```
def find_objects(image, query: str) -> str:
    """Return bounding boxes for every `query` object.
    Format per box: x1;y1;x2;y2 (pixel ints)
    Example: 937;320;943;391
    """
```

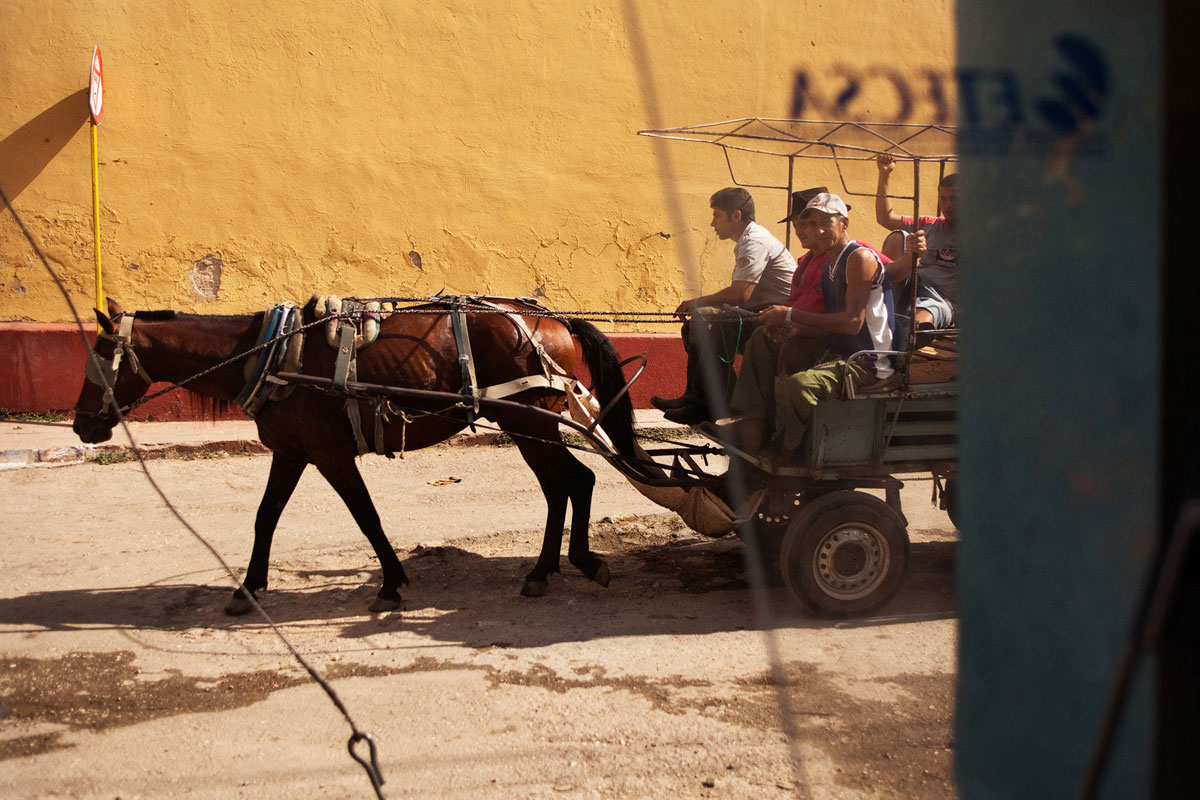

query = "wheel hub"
813;525;889;600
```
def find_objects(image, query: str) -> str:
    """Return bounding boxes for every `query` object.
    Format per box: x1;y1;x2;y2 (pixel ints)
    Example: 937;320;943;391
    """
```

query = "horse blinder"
81;315;153;418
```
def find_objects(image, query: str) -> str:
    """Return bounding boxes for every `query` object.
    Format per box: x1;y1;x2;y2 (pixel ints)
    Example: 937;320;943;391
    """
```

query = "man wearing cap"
759;185;830;330
708;187;834;449
704;192;896;455
652;187;795;425
875;153;958;329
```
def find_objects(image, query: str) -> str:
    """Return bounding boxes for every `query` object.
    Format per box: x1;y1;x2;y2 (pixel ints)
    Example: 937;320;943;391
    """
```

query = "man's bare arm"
674;280;756;315
875;154;907;230
758;305;826;338
787;250;878;336
883;228;927;284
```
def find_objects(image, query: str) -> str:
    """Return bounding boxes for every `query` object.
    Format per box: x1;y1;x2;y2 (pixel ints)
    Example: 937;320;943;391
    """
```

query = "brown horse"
72;298;636;614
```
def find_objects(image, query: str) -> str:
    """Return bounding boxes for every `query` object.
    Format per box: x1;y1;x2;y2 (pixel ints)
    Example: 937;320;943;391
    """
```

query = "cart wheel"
736;490;824;573
779;490;910;615
736;513;789;583
942;477;959;530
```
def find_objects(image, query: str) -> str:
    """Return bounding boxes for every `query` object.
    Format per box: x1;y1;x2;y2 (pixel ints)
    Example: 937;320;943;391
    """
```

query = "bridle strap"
114;315;156;386
87;313;156;415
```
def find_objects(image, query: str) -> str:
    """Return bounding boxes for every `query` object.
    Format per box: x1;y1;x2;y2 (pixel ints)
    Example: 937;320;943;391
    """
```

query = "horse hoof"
521;580;547;598
224;594;255;616
590;562;611;588
368;594;402;613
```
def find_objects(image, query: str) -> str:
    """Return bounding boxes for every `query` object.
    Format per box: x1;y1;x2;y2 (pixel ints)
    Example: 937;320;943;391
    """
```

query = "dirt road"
0;442;958;799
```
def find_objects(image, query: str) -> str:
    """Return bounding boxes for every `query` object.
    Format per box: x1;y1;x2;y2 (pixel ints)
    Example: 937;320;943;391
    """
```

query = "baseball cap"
778;186;829;223
798;192;851;219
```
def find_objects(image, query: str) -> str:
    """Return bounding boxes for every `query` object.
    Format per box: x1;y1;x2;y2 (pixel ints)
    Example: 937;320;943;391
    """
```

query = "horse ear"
95;307;114;335
105;298;124;317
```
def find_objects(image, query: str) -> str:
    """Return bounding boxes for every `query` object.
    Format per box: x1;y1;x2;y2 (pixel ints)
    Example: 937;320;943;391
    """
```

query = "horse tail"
564;318;636;458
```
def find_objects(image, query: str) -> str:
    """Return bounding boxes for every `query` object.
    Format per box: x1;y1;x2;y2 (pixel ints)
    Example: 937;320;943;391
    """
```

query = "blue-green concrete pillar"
955;4;1162;798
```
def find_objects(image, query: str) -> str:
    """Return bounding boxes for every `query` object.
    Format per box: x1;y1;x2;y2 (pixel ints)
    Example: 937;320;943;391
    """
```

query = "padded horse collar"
235;303;305;417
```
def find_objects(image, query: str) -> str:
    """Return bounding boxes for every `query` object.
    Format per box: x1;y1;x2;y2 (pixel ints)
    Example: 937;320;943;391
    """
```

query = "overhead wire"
620;2;811;796
1;183;388;799
4;12;827;794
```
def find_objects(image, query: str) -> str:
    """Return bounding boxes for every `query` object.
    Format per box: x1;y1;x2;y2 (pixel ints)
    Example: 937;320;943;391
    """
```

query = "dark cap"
779;186;830;223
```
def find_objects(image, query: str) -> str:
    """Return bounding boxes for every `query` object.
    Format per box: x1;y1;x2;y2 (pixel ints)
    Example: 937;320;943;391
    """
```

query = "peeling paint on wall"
189;254;223;300
1;1;955;323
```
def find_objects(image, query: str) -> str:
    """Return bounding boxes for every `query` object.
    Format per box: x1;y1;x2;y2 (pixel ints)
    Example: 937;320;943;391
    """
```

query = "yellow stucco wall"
1;0;955;324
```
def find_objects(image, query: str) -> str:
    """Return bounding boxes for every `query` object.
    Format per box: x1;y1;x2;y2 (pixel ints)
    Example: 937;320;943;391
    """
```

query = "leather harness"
87;298;579;459
327;295;576;457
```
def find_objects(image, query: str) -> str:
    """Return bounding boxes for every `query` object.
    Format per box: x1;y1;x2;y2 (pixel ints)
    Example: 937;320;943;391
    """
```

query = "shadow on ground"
0;524;956;649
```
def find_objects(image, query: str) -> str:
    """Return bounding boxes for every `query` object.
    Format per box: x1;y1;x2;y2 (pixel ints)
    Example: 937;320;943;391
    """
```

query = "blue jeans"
915;281;956;328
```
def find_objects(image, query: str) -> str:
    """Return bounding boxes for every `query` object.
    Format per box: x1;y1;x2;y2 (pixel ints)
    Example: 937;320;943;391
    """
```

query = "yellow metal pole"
91;120;104;324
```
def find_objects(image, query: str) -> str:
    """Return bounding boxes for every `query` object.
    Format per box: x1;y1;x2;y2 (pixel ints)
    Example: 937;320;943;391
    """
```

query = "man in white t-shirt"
654;187;796;425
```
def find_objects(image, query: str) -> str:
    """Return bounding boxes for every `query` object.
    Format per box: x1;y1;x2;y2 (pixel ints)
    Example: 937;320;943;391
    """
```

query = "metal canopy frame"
638;117;958;246
637;117;957;161
638;117;960;392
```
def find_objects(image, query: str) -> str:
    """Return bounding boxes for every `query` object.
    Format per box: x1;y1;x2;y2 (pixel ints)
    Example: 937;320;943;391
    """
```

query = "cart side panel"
881;395;957;463
806;398;885;468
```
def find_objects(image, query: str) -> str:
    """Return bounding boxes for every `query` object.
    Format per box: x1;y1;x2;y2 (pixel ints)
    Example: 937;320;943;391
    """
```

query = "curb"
2;446;101;469
0;440;273;469
0;425;693;469
0;435;487;468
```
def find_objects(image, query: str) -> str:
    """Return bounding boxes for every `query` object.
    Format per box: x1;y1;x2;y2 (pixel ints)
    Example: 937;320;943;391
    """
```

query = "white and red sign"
88;45;104;124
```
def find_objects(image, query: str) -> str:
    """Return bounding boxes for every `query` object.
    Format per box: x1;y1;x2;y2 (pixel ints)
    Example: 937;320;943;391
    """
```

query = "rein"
94;296;675;416
115;313;336;413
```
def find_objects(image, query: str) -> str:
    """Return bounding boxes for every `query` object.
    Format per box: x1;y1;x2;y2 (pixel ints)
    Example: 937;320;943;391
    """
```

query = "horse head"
72;299;157;443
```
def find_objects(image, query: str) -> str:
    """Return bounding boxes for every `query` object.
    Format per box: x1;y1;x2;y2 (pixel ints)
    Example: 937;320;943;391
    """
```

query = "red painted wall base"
0;323;688;420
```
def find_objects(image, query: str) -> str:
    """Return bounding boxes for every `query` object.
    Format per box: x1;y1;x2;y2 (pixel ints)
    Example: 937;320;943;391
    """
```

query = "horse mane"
126;309;257;422
133;309;261;324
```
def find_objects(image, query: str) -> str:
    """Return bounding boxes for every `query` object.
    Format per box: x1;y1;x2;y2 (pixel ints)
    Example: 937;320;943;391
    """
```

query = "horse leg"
518;452;569;598
225;454;307;616
505;417;605;597
562;449;608;589
312;456;409;613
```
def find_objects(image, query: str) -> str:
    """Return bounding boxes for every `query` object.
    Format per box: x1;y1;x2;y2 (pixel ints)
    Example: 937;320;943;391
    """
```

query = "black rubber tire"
942;477;959;530
736;515;789;584
735;489;828;576
779;490;910;616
